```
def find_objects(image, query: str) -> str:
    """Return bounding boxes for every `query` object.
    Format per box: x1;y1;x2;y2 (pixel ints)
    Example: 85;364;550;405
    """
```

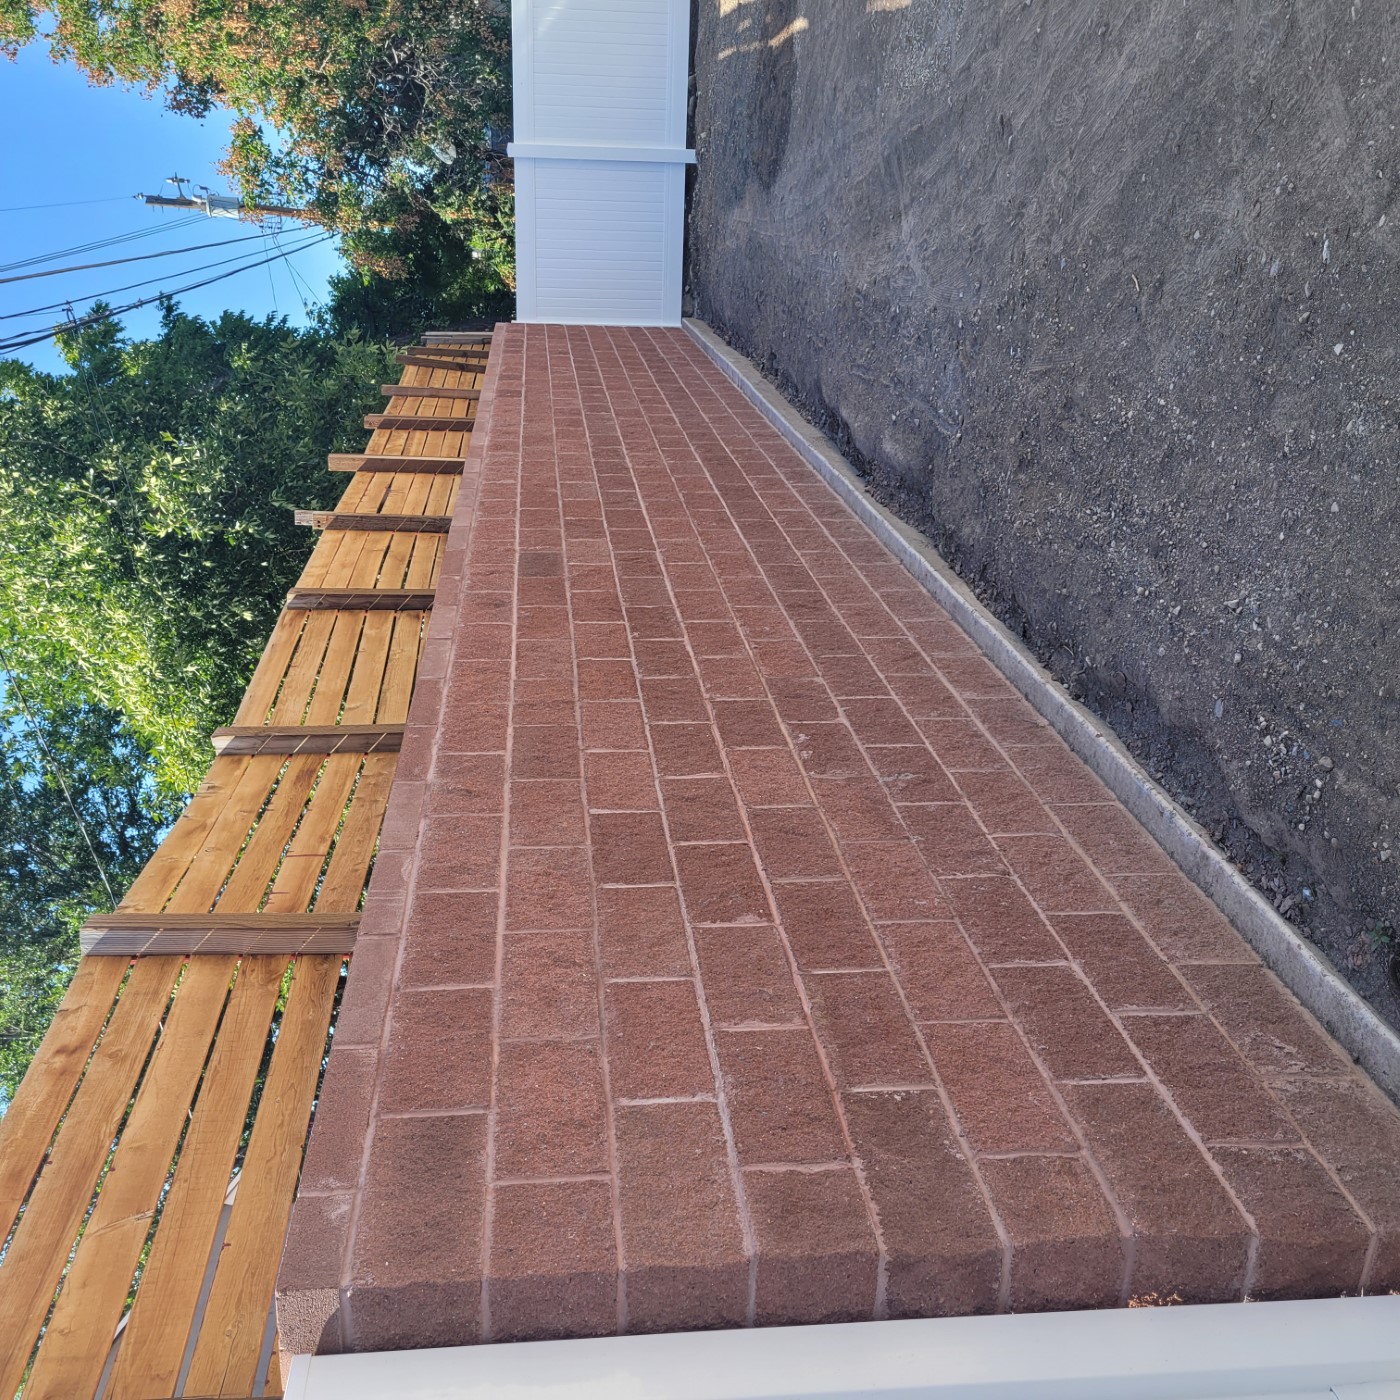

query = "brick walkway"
280;325;1400;1356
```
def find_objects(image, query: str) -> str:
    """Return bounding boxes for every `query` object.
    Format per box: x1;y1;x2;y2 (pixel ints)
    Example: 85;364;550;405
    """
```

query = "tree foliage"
0;305;393;793
320;194;514;342
1;0;512;259
0;703;175;1104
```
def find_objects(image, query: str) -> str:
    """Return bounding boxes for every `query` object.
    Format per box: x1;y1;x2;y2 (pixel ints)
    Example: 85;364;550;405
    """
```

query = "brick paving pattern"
279;325;1400;1355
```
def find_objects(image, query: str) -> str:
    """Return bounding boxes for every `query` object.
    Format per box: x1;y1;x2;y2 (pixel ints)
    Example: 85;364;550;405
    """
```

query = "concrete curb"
685;316;1400;1106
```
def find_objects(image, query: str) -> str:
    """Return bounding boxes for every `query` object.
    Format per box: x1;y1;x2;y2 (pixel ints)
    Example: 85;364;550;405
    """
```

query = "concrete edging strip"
685;315;1400;1105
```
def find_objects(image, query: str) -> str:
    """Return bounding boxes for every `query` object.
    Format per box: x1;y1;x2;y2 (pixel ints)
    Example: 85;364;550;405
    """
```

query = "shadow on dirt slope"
687;0;1400;1025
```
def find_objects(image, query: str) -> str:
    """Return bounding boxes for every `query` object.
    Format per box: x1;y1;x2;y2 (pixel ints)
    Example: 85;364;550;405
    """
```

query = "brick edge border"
684;316;1400;1106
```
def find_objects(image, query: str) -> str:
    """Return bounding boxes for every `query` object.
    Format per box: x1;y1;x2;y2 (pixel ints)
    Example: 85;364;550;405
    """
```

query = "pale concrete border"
685;316;1400;1105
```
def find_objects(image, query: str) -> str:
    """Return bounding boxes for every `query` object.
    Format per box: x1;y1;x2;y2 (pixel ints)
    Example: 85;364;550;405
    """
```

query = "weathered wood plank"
81;912;360;956
364;413;475;432
0;957;128;1243
293;510;453;533
0;957;182;1400
421;330;493;343
285;586;435;610
211;724;405;756
328;453;465;473
184;956;340;1397
104;956;285;1400
380;383;481;400
21;958;236;1400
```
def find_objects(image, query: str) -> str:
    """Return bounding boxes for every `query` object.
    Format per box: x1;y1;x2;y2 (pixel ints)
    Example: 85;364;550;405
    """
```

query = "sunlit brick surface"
279;325;1400;1355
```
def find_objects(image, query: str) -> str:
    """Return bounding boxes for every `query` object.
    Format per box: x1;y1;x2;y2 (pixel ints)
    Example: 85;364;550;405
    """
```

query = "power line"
0;229;292;287
0;216;206;277
0;230;332;323
269;226;323;320
0;196;131;215
0;234;336;354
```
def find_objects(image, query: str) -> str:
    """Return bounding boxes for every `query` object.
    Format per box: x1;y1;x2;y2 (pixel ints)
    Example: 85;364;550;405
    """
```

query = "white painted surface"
510;0;693;325
285;1296;1400;1400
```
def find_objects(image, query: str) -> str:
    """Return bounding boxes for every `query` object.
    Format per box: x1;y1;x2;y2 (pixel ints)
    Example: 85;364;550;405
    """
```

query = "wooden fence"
0;332;490;1398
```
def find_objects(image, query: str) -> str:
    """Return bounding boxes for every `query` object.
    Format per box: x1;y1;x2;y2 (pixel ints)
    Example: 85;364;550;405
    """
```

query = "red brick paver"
279;326;1400;1355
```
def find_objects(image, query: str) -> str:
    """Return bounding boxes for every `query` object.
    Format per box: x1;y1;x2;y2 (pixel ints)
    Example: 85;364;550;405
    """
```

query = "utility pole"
137;176;312;224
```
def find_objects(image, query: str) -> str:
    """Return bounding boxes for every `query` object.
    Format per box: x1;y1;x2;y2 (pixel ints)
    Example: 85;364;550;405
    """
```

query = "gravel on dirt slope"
687;0;1400;1025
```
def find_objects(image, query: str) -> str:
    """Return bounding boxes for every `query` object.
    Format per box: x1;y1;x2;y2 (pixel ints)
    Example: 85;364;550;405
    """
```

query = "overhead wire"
0;228;291;286
269;226;319;320
0;233;336;354
0;215;206;277
260;225;281;316
0;195;131;215
0;229;331;323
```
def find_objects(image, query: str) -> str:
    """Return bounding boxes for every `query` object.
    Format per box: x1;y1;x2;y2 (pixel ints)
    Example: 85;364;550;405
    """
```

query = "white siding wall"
510;0;693;325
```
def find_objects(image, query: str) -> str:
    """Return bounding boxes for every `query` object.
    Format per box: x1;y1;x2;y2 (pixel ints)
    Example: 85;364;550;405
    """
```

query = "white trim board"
507;141;696;164
684;316;1400;1105
510;0;691;325
284;1296;1400;1399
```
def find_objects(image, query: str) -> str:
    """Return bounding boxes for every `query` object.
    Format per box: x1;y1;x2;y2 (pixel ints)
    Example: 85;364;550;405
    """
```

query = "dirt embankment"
687;0;1400;1023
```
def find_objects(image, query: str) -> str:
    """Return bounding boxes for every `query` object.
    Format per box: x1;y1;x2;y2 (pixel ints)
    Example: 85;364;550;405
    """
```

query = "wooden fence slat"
103;957;284;1400
316;754;397;909
211;724;405;756
404;534;443;592
285;587;435;611
0;957;128;1242
371;528;416;591
117;766;245;912
0;957;182;1400
376;611;423;725
184;956;340;1397
234;614;306;728
394;471;434;517
341;612;396;724
427;473;459;516
304;611;367;726
211;755;325;914
293;510;453;534
310;529;370;591
21;958;236;1400
163;757;288;914
262;757;363;913
364;415;476;433
265;612;336;725
380;384;481;400
328;454;465;473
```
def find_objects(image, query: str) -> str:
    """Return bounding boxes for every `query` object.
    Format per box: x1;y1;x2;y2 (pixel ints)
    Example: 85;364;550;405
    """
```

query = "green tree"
0;0;513;267
321;197;514;342
0;702;175;1104
0;305;393;793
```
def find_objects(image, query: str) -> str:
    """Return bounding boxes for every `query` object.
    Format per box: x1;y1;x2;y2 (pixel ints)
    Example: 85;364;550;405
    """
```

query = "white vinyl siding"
510;0;693;325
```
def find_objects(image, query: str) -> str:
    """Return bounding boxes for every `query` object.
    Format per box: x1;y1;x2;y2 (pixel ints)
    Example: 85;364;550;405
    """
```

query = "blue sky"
0;44;346;374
